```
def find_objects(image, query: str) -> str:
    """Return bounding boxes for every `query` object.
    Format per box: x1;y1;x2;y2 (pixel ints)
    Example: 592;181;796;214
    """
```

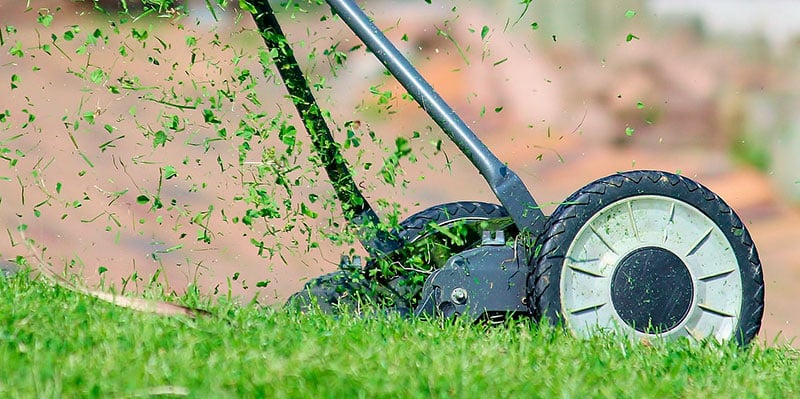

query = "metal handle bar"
326;0;545;235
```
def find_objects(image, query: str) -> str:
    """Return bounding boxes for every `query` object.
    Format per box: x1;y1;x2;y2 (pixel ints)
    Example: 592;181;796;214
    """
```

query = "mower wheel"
286;201;510;313
285;270;363;314
530;170;764;345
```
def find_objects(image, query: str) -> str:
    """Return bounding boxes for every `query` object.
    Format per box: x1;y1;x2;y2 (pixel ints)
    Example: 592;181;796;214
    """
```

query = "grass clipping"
21;233;210;318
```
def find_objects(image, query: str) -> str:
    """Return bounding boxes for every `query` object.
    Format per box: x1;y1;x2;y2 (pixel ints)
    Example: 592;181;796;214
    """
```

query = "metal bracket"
481;230;506;246
413;244;531;321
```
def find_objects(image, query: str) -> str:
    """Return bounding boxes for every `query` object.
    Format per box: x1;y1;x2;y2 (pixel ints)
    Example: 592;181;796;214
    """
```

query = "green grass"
1;273;798;398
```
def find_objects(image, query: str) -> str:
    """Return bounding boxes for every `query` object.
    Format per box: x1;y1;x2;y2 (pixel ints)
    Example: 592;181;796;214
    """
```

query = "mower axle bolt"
451;288;468;305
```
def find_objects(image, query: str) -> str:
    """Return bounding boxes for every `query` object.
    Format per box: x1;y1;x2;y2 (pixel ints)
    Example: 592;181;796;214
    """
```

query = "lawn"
1;272;797;398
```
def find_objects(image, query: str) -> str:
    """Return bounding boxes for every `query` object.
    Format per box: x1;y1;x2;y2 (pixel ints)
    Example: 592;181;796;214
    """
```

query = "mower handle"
326;0;546;235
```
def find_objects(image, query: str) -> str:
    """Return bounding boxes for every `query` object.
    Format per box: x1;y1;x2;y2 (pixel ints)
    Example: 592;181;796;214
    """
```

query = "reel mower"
248;0;764;344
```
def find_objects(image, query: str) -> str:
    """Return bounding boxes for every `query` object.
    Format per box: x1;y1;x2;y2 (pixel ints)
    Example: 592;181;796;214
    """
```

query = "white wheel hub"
560;195;743;341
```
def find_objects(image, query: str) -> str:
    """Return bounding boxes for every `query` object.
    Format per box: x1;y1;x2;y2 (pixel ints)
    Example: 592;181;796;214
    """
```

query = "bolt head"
451;288;468;305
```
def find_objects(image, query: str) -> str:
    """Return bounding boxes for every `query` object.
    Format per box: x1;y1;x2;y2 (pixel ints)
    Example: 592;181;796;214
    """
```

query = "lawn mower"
248;0;764;345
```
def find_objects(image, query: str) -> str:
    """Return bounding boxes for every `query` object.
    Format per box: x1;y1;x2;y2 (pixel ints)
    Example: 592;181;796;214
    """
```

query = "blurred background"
1;0;798;345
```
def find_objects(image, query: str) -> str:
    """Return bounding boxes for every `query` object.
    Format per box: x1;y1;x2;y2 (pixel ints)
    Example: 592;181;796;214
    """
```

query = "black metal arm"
250;1;402;256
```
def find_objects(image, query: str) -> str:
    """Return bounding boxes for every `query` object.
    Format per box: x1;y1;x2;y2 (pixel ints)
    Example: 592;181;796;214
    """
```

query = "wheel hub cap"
611;247;693;333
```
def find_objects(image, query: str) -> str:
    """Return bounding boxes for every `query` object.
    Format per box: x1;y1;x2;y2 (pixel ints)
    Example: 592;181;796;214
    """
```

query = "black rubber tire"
529;170;764;345
285;270;373;314
287;201;509;313
394;201;509;243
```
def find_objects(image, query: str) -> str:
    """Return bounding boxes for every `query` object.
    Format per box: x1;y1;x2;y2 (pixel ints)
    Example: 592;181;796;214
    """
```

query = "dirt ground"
1;2;798;346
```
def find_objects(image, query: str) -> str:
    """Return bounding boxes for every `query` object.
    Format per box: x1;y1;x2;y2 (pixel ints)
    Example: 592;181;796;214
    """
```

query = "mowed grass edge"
1;273;797;398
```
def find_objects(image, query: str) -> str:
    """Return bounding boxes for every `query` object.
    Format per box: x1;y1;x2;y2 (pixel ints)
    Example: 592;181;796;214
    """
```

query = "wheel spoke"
567;261;605;278
685;227;713;257
627;201;641;242
698;303;736;318
589;224;618;255
684;326;703;341
663;202;676;244
698;268;735;282
569;302;607;315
